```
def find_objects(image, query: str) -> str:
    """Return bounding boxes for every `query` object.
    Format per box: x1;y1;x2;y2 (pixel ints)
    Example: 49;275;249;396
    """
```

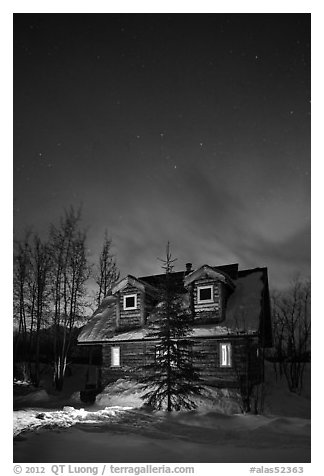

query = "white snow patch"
107;328;146;341
192;326;234;337
14;380;31;386
106;325;249;343
13;406;133;438
96;379;148;408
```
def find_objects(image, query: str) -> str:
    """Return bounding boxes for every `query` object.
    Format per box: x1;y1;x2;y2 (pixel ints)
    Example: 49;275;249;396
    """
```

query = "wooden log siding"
100;336;262;388
116;285;144;331
102;342;139;383
193;336;262;387
193;279;223;324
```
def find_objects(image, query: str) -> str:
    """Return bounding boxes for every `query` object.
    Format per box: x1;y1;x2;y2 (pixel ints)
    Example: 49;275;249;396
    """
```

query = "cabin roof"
139;271;187;293
227;268;265;330
184;264;235;289
99;324;258;343
78;296;116;343
138;263;239;292
77;265;271;345
111;274;158;296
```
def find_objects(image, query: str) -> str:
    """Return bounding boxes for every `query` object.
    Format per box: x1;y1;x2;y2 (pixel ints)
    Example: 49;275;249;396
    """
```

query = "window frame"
111;346;121;367
123;293;137;310
219;342;232;368
197;284;214;304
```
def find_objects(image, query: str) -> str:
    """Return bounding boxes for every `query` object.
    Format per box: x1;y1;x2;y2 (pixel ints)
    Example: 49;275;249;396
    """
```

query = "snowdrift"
13;363;311;463
13;406;134;438
13;404;311;463
95;378;243;414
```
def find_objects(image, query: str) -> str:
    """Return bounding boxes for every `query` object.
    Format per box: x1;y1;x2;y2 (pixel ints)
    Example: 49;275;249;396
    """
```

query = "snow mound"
14;379;31;386
262;417;311;435
13;406;133;438
262;362;311;419
96;379;148;408
13;408;311;463
95;378;242;414
189;387;242;414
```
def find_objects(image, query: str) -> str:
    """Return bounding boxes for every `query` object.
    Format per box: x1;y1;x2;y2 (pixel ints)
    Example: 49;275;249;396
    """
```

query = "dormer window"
123;293;137;310
197;285;214;304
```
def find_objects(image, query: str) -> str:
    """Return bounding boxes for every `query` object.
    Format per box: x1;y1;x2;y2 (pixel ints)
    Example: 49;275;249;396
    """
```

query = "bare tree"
27;234;52;386
95;231;119;306
49;207;90;390
226;310;265;414
271;277;311;394
14;232;52;384
13;233;32;380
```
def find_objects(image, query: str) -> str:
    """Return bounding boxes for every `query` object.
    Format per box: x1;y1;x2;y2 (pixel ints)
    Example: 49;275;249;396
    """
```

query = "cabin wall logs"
100;336;262;388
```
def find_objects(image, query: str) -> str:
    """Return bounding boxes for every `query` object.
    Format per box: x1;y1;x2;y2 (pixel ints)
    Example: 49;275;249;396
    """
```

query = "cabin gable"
185;265;235;324
115;284;144;331
112;275;159;331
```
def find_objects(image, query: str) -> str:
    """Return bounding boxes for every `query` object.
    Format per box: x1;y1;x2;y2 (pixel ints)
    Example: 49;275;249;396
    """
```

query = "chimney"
185;262;193;275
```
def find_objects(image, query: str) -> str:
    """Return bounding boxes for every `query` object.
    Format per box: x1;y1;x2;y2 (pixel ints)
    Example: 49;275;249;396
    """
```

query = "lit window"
111;346;121;367
220;343;232;367
197;285;214;303
123;294;137;310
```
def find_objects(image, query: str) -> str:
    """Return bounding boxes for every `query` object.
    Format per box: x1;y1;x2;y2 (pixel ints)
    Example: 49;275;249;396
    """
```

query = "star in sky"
13;13;310;289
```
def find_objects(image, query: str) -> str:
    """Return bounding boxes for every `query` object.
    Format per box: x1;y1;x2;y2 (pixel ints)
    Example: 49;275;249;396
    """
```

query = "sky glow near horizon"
13;13;310;289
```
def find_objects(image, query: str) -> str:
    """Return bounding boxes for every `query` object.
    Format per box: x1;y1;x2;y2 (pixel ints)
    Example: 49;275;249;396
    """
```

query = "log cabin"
77;262;272;400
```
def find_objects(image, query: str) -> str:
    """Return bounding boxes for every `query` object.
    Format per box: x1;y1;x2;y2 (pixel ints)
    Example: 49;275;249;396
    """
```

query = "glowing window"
123;294;137;310
197;285;213;303
111;346;121;367
220;343;232;367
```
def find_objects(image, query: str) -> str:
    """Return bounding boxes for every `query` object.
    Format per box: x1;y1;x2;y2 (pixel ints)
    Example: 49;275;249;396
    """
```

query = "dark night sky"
13;13;311;289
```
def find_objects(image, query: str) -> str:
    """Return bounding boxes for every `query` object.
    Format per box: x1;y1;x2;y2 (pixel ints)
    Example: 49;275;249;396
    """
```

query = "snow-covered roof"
78;296;116;343
226;269;264;333
104;324;254;343
77;266;271;345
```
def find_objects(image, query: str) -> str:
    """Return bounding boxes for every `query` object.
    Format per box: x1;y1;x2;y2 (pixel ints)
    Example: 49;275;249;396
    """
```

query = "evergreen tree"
140;243;202;411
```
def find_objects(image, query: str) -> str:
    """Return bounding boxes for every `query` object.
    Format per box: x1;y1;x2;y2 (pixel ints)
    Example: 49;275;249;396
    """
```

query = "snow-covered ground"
13;406;134;438
13;362;311;463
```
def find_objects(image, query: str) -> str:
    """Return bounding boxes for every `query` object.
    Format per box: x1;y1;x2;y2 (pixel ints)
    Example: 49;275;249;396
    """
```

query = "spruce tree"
140;243;202;411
